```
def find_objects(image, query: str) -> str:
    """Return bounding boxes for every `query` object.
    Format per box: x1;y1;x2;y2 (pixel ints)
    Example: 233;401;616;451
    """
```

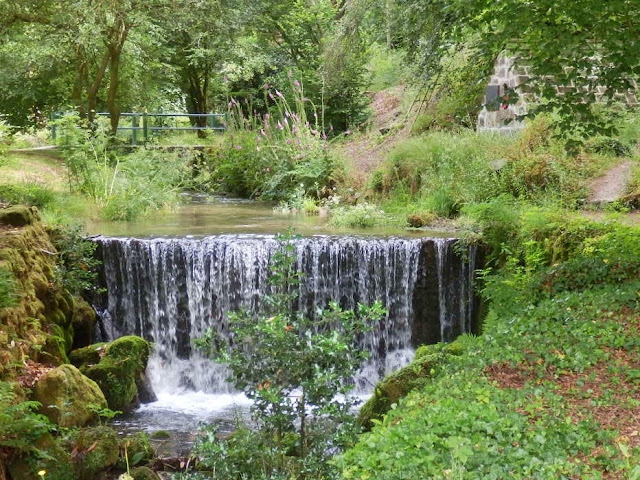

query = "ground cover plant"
337;207;640;479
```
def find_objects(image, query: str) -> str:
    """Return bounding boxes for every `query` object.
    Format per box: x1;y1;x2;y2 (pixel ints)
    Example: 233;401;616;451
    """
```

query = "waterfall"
94;234;479;395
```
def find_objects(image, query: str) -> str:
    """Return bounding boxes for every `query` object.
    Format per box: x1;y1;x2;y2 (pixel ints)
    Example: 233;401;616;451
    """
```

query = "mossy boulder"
71;297;97;348
358;341;467;431
0;218;82;377
0;205;38;227
31;364;107;427
7;433;76;480
84;336;153;412
66;426;119;480
70;342;107;370
131;466;162;480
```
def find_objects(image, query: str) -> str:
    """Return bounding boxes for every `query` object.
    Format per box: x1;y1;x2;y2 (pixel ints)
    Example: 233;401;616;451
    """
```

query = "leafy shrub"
0;120;12;159
194;233;386;480
49;224;101;296
329;203;388;228
0;381;52;464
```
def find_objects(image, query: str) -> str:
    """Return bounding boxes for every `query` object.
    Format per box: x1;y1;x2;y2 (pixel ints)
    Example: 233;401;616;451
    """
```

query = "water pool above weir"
93;234;481;396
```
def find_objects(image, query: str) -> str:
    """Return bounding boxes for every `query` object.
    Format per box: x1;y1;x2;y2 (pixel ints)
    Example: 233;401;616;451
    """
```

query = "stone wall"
477;56;529;133
477;56;640;133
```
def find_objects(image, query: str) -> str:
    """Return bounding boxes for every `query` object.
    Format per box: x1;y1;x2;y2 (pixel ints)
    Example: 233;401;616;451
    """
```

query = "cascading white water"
95;234;478;397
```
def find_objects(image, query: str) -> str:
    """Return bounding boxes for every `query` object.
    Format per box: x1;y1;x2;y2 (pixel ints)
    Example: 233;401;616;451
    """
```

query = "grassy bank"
338;206;640;479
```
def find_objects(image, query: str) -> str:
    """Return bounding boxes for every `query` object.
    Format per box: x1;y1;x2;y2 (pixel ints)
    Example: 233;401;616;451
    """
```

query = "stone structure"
477;56;529;133
478;55;640;133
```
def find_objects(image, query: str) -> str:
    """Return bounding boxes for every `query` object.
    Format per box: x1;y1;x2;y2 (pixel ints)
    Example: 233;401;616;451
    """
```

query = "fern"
0;381;51;453
0;267;18;309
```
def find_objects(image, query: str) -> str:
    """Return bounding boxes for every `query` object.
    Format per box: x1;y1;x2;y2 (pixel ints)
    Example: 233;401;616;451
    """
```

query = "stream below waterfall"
89;196;480;455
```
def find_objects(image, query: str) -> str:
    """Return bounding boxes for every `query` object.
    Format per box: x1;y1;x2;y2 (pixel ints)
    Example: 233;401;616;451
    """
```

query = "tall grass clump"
55;113;192;221
376;131;505;218
209;81;337;201
376;117;624;224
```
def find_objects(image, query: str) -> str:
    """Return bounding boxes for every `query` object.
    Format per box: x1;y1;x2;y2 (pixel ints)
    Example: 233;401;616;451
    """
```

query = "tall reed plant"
212;81;337;201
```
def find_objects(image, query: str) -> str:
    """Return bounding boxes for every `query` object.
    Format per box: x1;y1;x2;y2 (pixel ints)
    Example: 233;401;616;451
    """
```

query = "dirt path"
335;87;412;188
587;160;633;204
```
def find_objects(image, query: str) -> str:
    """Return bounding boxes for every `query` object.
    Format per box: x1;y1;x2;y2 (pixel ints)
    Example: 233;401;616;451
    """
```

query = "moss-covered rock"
71;297;97;348
31;364;107;427
84;359;138;413
131;466;162;480
0;217;84;378
106;335;151;371
70;342;107;370
358;340;468;431
66;426;119;480
0;205;38;227
7;433;76;480
150;430;171;440
83;336;153;412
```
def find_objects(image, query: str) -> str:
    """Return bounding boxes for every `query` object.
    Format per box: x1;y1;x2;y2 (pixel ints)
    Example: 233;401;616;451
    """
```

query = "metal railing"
51;112;226;145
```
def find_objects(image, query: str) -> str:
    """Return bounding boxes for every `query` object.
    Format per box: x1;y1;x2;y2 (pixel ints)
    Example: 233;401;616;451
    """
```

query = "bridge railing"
51;112;227;145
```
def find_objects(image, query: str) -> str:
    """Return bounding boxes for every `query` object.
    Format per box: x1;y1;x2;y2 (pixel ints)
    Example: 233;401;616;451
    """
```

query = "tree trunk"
0;456;7;480
106;16;129;134
186;67;209;139
87;49;112;123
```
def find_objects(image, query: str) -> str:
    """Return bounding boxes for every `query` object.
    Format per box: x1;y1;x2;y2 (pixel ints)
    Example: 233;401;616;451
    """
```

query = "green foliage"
0;120;12;158
194;232;386;479
208;82;337;200
0;267;19;309
365;45;407;93
49;224;100;296
0;183;56;208
377;118;620;223
0;381;51;456
329;203;388;229
338;216;640;479
55;113;191;221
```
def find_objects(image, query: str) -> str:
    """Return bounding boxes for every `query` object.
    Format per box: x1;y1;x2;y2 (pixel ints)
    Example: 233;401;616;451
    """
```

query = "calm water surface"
87;194;450;238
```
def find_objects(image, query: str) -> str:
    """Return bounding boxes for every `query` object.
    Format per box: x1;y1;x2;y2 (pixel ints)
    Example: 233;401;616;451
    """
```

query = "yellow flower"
38;471;46;478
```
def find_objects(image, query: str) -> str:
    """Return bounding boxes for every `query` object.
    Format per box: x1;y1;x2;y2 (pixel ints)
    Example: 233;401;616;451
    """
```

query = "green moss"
67;426;119;480
31;364;107;427
0;205;38;227
82;336;152;413
106;335;151;374
70;343;107;370
82;336;152;412
358;348;457;430
131;466;161;480
7;433;76;480
71;297;97;347
84;358;138;413
0;220;81;379
150;430;171;440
